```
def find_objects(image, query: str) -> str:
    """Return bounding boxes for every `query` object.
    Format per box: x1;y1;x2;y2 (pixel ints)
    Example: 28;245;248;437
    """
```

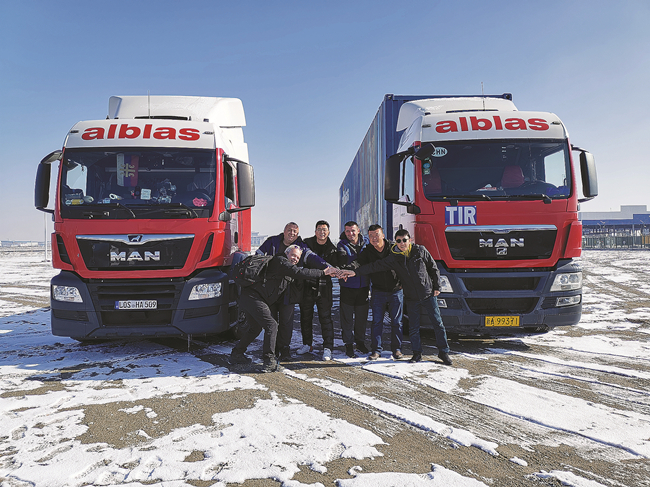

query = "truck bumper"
418;259;583;336
49;269;236;340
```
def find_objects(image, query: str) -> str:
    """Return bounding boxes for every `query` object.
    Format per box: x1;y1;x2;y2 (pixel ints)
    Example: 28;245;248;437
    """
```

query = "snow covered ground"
0;250;649;486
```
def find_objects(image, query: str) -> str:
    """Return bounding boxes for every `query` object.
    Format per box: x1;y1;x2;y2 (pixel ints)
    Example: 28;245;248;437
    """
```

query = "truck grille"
87;278;183;326
445;225;556;260
77;234;194;271
465;297;539;315
462;277;540;291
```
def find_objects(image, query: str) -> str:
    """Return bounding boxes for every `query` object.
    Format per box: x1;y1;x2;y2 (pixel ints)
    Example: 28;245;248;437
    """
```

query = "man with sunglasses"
341;229;452;365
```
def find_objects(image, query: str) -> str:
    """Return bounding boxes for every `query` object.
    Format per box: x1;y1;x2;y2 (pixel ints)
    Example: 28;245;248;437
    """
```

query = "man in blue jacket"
337;221;370;357
343;228;452;365
256;222;329;361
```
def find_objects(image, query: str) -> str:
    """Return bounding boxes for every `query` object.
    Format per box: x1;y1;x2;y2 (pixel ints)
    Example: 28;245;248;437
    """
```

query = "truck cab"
35;96;255;340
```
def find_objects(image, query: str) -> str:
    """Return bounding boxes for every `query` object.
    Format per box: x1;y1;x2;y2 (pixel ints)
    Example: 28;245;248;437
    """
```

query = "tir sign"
446;206;477;226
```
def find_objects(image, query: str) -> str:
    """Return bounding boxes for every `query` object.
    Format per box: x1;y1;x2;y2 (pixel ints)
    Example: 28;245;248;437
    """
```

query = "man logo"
128;235;143;243
111;251;160;262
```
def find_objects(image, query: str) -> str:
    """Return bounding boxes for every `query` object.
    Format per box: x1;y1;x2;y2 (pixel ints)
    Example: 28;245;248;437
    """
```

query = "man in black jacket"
344;229;452;365
230;245;338;372
357;224;403;361
298;220;338;361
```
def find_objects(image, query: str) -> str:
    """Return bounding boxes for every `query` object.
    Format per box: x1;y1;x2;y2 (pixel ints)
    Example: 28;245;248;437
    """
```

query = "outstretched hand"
337;269;356;281
324;267;356;281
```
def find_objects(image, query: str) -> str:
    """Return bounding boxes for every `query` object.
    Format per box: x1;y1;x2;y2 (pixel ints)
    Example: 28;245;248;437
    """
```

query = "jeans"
370;289;403;353
406;295;449;353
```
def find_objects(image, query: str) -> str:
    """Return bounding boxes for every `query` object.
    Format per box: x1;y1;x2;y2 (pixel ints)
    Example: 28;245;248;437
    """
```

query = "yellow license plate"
485;316;520;327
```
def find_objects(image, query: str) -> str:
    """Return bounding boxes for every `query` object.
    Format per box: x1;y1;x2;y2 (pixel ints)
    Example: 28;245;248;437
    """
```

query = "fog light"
52;285;83;303
556;295;581;307
189;282;222;300
437;298;447;308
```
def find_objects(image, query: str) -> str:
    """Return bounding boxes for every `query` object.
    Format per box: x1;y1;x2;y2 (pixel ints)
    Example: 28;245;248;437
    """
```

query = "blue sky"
1;0;649;241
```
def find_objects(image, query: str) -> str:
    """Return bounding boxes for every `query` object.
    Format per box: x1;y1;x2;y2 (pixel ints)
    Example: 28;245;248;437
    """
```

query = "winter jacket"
256;233;328;269
356;243;440;302
302;235;338;298
337;232;370;289
250;255;325;305
356;239;401;293
256;233;329;304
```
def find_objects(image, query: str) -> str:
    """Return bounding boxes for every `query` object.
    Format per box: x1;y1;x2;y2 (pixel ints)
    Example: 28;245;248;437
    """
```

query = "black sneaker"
438;351;453;366
345;343;357;358
356;342;369;354
277;347;292;362
229;350;252;364
262;357;280;373
408;351;423;363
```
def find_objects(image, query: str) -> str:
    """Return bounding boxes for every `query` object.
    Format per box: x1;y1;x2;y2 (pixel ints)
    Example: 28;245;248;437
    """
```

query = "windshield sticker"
446;206;477;225
117;154;139;187
432;147;448;157
141;188;151;200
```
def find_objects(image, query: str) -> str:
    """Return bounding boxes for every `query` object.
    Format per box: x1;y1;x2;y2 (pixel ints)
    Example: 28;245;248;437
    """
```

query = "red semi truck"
35;95;255;340
340;94;598;335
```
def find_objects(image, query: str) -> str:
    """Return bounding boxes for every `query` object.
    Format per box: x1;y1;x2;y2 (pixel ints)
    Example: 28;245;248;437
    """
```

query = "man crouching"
230;245;339;372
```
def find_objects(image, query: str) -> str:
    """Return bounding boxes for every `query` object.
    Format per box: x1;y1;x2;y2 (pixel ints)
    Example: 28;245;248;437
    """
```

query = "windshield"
60;148;217;219
420;139;572;201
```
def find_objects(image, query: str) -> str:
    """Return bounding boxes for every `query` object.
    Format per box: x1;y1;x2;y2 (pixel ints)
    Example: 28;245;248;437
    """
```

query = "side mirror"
384;153;404;202
406;204;421;215
578;151;598;202
35;150;61;214
235;161;255;210
414;143;435;160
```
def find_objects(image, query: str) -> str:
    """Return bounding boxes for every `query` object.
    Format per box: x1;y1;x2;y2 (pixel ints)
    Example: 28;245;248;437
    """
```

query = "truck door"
223;160;239;254
392;154;416;238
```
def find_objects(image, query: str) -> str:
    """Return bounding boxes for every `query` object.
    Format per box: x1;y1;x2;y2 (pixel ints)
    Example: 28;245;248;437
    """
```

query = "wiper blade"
430;194;493;202
81;210;110;218
137;203;198;218
508;194;553;204
98;202;137;218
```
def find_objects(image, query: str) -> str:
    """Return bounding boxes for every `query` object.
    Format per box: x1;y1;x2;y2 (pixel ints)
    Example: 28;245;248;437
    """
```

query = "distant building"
580;205;650;249
251;232;268;248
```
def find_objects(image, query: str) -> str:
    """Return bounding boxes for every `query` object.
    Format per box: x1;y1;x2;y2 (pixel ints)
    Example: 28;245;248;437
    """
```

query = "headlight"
439;276;454;293
52;285;83;303
437;298;447;308
189;282;222;300
550;272;582;292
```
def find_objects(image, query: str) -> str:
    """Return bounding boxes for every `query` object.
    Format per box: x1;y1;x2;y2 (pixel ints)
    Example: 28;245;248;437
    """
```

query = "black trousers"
339;286;369;346
233;288;282;361
299;284;334;350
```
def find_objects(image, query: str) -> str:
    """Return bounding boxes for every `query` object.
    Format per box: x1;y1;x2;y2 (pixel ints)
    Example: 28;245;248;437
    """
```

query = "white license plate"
115;300;157;310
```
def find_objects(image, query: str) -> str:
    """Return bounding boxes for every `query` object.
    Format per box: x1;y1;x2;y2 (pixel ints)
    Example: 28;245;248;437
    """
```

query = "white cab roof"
108;96;246;127
397;97;518;131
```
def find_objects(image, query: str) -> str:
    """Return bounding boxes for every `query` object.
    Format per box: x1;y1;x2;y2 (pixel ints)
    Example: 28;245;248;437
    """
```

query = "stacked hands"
323;267;356;281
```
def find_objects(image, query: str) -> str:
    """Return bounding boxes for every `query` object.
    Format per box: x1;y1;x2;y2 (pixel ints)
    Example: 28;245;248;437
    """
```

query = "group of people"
229;221;453;372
